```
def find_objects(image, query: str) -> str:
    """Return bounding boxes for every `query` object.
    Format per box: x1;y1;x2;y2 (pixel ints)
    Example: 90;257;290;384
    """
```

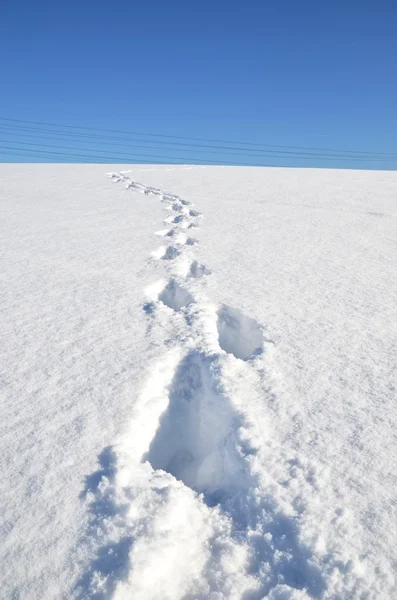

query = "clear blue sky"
1;0;396;169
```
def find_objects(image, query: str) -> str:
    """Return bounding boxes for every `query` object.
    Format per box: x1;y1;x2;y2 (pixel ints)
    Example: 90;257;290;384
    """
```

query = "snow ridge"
74;172;374;599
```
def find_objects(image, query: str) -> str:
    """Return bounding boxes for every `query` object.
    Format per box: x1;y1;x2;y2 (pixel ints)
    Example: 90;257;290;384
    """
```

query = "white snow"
0;163;397;599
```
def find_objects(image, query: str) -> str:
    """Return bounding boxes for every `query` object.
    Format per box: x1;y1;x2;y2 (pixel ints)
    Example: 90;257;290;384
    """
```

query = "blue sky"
1;0;396;169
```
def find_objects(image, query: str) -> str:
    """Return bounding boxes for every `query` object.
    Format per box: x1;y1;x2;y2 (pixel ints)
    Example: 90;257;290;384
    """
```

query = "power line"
0;126;338;158
0;146;190;164
0;139;392;163
1;143;396;167
0;116;396;159
0;144;265;165
0;148;180;164
2;135;397;163
1;124;396;162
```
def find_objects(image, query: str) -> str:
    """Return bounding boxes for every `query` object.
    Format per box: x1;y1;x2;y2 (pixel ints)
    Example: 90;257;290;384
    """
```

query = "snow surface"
1;163;397;599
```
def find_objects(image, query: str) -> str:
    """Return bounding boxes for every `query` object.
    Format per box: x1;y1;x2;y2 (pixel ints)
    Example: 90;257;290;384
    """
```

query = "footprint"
144;186;162;196
126;182;146;192
188;261;211;279
162;194;179;202
170;233;198;246
143;351;252;500
152;246;180;260
158;280;194;311
171;202;186;212
154;228;178;238
216;305;264;361
163;246;181;260
172;215;187;224
170;215;194;230
185;237;198;246
189;209;201;217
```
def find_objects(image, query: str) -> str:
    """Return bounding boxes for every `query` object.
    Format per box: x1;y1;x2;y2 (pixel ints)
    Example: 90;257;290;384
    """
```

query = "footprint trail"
75;172;368;599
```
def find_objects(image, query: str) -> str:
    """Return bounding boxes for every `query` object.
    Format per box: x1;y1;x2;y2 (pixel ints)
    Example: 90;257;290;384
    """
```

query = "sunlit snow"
1;164;396;599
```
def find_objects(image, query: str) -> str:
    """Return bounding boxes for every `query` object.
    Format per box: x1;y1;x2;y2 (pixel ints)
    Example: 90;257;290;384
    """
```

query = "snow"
0;163;396;599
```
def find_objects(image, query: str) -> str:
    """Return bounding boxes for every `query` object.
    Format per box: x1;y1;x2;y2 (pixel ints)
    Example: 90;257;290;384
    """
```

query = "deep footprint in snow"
188;261;212;279
217;304;264;361
185;237;198;246
172;215;199;229
158;280;194;311
152;246;181;260
171;202;185;212
171;233;198;246
143;187;162;196
143;351;252;500
172;215;187;224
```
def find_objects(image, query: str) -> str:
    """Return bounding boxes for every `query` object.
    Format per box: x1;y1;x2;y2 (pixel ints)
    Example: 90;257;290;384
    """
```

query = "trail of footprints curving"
77;172;358;598
109;170;263;359
108;172;271;500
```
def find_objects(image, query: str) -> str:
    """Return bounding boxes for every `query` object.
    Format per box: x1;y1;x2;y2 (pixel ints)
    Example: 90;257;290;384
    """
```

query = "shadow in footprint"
172;215;186;224
185;237;198;246
159;280;194;311
189;260;211;279
217;305;264;361
163;246;180;260
143;351;252;500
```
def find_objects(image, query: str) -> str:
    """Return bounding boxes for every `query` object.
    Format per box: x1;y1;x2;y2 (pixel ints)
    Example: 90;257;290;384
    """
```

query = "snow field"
1;164;396;600
73;171;392;599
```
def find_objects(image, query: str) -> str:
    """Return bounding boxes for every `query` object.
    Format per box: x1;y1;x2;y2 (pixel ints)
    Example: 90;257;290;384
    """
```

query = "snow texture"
1;164;397;599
